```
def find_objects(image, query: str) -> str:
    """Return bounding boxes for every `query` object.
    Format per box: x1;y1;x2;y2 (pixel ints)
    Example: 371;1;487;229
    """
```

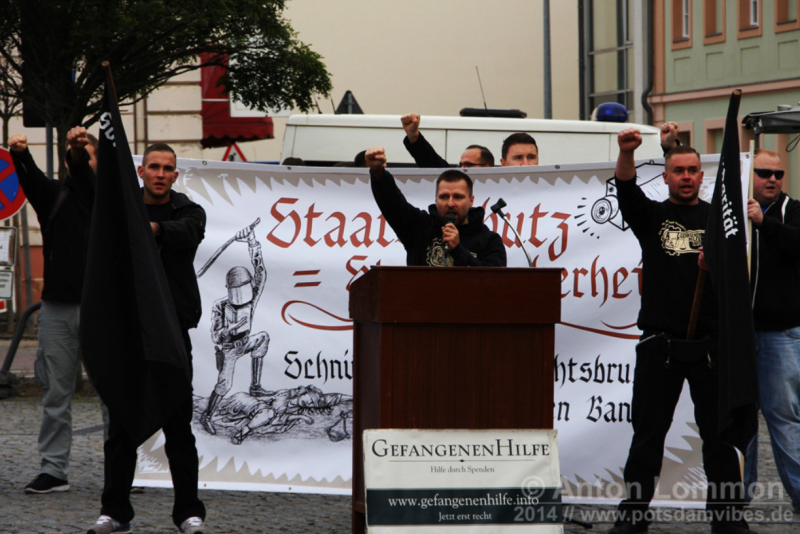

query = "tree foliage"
0;0;331;154
0;57;22;147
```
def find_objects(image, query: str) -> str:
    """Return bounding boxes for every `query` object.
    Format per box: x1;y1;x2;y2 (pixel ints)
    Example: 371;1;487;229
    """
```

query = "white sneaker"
180;516;208;534
87;515;131;534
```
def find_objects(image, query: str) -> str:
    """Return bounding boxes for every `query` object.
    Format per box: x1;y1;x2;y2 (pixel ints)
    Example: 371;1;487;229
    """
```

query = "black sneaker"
711;518;755;534
608;519;649;534
24;473;70;494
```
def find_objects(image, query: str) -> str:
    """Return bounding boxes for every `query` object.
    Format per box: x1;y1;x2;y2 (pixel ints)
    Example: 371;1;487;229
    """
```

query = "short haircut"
754;148;780;160
436;169;473;196
282;157;305;166
465;144;495;166
143;142;177;165
501;133;537;159
354;150;367;167
664;145;700;169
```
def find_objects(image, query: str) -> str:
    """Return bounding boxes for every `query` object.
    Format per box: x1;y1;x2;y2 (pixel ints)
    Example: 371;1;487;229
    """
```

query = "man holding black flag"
82;73;208;534
606;128;752;534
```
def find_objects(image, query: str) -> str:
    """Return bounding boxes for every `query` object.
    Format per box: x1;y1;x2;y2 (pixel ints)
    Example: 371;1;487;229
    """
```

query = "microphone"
443;213;457;258
491;198;534;268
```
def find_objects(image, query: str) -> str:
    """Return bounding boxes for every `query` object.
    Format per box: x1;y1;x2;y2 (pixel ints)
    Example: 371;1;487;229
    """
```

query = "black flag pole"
102;61;119;105
746;142;755;278
686;269;705;340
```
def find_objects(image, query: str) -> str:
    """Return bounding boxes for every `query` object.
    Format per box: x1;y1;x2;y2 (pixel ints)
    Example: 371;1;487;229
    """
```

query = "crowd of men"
9;135;208;534
361;114;797;534
6;112;800;534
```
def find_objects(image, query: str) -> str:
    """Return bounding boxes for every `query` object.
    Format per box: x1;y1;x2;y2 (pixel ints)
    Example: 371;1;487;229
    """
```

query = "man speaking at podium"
365;146;506;267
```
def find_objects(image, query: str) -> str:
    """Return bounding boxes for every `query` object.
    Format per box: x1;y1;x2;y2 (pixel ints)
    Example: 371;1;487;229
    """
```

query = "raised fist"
400;114;421;143
67;126;90;151
660;122;679;150
8;133;27;153
365;146;387;170
617;128;642;153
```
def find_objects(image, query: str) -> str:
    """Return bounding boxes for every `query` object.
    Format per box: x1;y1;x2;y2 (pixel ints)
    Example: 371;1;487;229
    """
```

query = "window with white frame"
683;0;691;37
749;0;760;26
579;0;635;119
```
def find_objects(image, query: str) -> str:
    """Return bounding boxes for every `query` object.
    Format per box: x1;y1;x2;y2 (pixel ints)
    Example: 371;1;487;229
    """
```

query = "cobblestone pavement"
1;397;796;533
2;338;38;378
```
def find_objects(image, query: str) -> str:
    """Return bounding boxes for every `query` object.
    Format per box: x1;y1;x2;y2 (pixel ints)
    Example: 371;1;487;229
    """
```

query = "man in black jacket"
9;128;102;495
366;146;505;267
88;143;208;534
607;129;750;534
744;148;800;513
401;113;494;168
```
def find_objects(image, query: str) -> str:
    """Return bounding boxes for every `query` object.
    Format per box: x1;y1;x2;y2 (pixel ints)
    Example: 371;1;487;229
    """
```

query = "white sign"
364;429;562;533
0;227;17;266
0;270;13;299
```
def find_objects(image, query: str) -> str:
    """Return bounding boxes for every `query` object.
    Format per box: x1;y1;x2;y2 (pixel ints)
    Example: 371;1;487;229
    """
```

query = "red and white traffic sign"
222;143;248;162
0;149;27;221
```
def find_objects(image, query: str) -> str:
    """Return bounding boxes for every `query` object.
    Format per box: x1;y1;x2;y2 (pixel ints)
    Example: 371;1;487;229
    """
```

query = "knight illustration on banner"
193;221;353;444
198;221;270;436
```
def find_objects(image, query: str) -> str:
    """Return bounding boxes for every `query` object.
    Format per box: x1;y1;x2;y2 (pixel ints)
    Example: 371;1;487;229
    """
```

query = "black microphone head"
490;198;507;214
445;213;457;225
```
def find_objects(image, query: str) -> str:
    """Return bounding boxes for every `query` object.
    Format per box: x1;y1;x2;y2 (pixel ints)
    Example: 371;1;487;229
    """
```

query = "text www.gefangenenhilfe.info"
366;489;563;525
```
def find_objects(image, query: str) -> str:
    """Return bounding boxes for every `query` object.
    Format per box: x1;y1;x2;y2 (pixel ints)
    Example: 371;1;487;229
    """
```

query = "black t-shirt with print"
615;176;717;338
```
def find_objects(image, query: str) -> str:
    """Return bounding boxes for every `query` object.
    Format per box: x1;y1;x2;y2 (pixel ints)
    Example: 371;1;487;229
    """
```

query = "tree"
0;0;332;167
0;73;22;148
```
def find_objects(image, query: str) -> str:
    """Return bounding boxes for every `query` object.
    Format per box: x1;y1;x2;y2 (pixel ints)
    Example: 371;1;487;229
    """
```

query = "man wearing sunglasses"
745;148;800;514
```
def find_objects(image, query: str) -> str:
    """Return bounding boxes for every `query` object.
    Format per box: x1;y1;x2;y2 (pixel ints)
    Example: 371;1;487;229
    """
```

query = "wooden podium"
349;267;562;533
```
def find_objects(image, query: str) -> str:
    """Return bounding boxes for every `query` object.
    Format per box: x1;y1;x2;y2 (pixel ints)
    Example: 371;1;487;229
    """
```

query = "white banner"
132;154;750;506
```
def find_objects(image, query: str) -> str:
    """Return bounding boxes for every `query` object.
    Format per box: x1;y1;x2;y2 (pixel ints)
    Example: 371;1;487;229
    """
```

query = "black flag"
81;71;191;446
703;89;758;452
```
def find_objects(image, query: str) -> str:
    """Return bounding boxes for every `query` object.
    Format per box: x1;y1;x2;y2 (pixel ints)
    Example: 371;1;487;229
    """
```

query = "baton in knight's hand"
196;218;260;278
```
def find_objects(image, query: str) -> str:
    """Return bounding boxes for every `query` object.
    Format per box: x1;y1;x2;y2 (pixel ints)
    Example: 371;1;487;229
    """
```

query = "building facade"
649;0;800;196
579;0;653;125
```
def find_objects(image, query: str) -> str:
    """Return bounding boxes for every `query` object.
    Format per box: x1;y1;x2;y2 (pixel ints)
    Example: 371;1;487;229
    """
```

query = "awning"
200;56;273;149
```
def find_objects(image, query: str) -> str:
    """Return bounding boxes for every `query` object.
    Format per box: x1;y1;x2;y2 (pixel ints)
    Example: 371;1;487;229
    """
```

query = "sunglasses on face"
754;168;785;180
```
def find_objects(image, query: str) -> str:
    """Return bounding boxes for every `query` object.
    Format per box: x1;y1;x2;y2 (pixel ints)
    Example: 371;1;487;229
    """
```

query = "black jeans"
100;331;205;527
618;333;744;523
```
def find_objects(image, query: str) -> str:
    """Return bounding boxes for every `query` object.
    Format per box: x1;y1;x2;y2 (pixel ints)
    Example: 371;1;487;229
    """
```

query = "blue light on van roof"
593;103;629;123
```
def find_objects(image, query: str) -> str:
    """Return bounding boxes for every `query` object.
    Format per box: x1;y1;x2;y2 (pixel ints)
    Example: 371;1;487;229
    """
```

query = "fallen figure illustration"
194;385;352;444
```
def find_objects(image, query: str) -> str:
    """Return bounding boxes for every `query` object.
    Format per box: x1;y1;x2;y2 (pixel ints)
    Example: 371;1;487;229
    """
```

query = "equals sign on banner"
294;270;321;288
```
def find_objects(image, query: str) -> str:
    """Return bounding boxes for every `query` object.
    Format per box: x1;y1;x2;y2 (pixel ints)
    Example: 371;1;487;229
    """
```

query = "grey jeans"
35;300;108;479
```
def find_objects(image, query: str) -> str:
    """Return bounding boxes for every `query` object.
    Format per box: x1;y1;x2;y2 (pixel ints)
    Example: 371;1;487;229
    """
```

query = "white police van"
280;112;663;167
